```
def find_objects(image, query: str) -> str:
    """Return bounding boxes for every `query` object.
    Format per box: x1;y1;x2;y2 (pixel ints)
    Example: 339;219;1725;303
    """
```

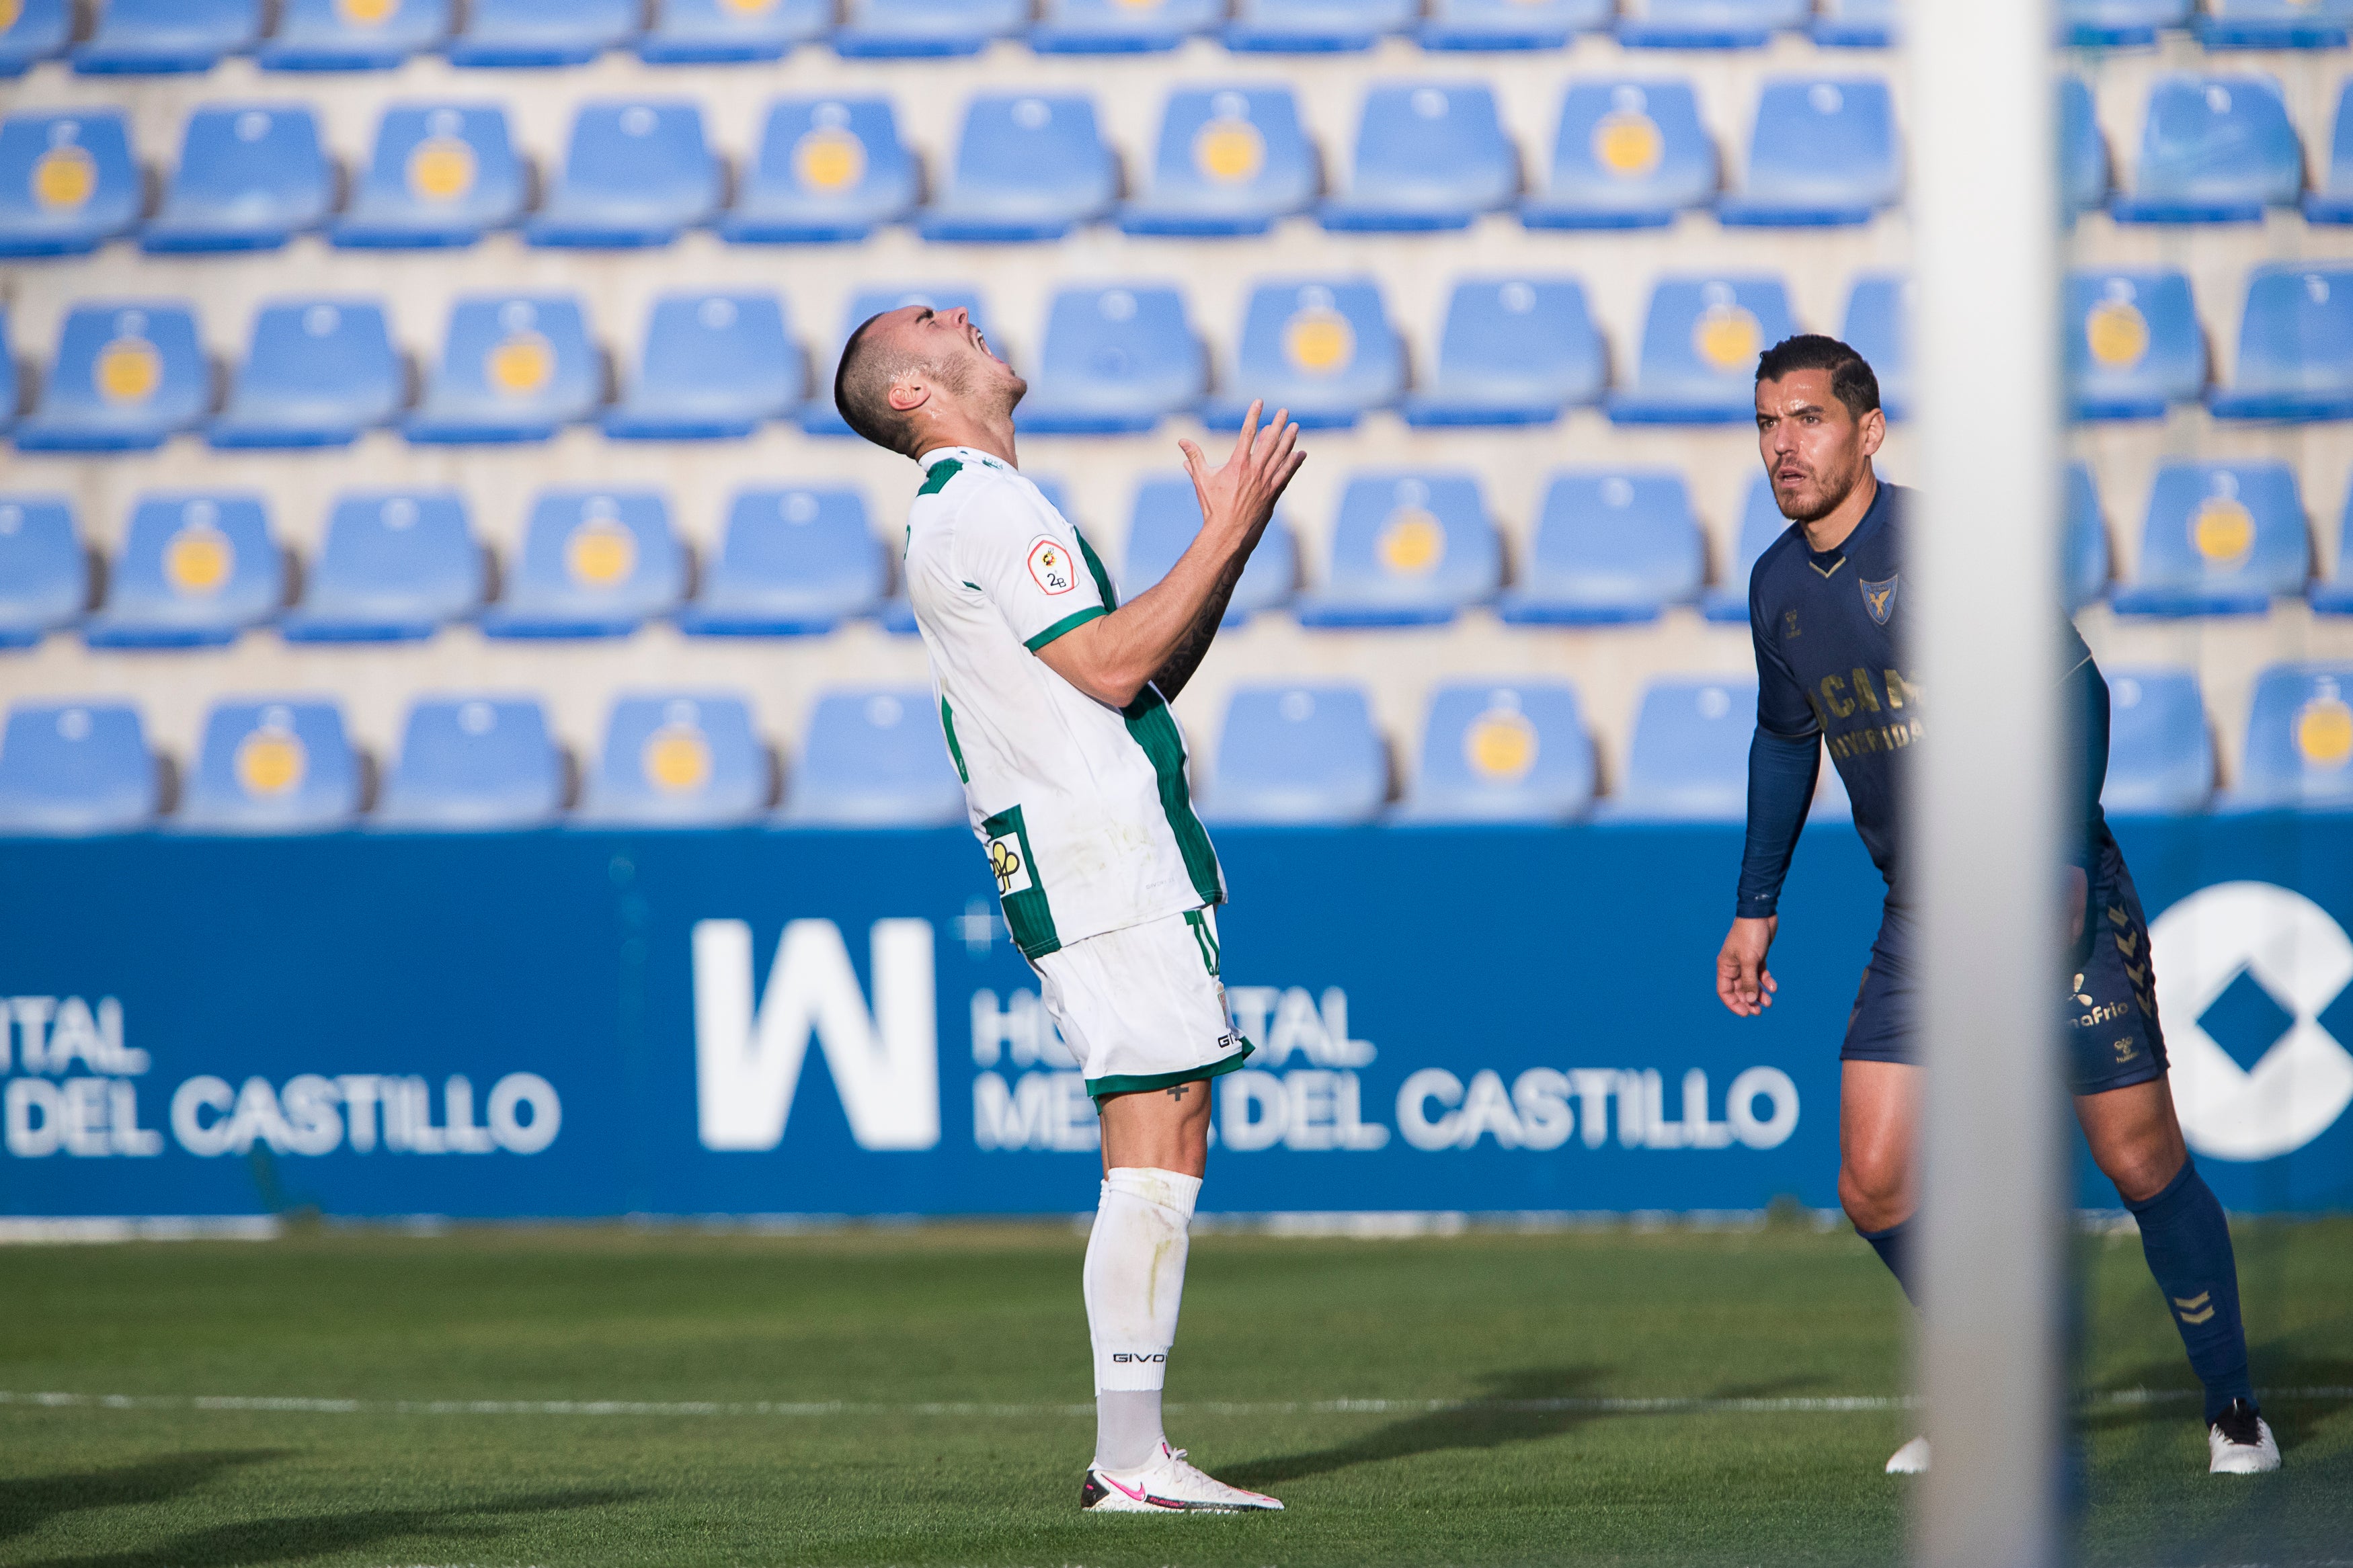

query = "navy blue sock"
1856;1217;1916;1306
2124;1160;2253;1423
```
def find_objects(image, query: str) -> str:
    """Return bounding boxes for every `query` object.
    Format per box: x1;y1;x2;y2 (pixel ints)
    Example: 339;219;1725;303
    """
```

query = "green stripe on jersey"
1023;604;1107;652
1124;690;1224;907
916;459;963;498
1071;528;1119;608
939;697;968;784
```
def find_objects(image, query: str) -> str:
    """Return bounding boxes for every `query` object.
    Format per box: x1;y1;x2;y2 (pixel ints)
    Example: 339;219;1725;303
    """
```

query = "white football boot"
1080;1442;1284;1513
2207;1399;2281;1474
1884;1436;1931;1474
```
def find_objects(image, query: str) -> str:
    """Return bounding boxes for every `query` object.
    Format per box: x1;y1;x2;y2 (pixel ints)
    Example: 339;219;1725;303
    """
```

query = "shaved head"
833;303;1023;460
834;313;926;457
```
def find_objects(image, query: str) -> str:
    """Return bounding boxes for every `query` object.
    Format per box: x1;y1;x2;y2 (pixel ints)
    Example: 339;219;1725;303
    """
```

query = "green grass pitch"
2;1219;2347;1567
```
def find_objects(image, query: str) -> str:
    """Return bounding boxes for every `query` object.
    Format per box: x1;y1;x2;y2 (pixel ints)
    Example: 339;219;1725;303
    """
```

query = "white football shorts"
1034;906;1252;1100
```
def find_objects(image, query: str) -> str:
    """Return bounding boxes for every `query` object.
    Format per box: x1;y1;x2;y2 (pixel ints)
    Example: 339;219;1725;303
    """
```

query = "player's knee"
2096;1137;2184;1206
1837;1161;1911;1233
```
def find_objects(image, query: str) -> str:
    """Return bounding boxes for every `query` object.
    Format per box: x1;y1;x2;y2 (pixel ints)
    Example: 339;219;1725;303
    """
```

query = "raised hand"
1179;400;1306;548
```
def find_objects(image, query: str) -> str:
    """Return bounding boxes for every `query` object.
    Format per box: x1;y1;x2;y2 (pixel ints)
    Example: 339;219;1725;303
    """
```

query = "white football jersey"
904;446;1224;960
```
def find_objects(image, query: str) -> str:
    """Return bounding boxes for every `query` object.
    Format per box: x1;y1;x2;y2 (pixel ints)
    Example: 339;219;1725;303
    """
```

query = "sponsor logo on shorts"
1027;537;1076;595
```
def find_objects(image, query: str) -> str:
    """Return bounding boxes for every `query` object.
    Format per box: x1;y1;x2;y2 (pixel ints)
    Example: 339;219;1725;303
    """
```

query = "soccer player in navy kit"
1712;336;2278;1476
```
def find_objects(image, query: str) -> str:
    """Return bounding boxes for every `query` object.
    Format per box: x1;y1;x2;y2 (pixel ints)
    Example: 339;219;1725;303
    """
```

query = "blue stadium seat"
282;491;483;643
1702;477;1790;622
1607;677;1760;821
1297;472;1500;628
335;104;525;250
641;0;826;63
2067;462;2112;612
836;0;1025;56
210;299;404;450
1035;0;1222;52
483;489;684;640
1226;0;1416;52
0;111;142;257
1121;87;1319;237
2112;462;2309;618
1619;0;1809;48
0;306;13;434
2200;0;2352;47
0;703;156;835
1203;279;1404;430
0;497;87;647
85;493;281;649
680;487;884;636
376;696;563;829
1200;684;1387;825
75;0;258;73
2062;0;2193;45
2315;481;2353;616
1400;682;1596;823
17;302;208;453
1522;80;1716;230
143;105;333;253
802;287;988;438
1018;285;1204;436
180;700;361;833
2228;665;2353;811
262;0;450;70
448;0;638;66
1;0;71;76
723;97;917;244
1121;476;1296;626
783;688;965;826
582;694;768;825
2208;265;2353;423
1499;470;1704;626
1840;274;1910;421
2100;669;2212;817
605;291;799;441
1718;77;1900;227
1813;0;1896;46
1423;0;1611;49
1322;83;1519;232
2112;75;2303;225
1404;278;1606;427
407;294;600;445
1611;275;1796;425
528;101;717;249
2311;85;2353;224
920;94;1116;243
2065;269;2205;421
2061;76;2111;216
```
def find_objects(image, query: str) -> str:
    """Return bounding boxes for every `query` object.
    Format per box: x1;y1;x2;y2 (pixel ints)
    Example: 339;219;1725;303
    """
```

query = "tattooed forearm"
1147;556;1244;701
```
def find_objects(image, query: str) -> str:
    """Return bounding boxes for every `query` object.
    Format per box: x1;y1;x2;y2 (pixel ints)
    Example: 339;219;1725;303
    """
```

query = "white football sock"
1084;1165;1201;1472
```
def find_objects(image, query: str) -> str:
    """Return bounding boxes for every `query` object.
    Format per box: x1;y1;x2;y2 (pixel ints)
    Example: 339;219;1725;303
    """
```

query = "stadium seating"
1399;682;1597;823
836;0;1026;57
143;105;333;253
481;490;685;639
2314;484;2353;615
2067;462;2114;612
2200;0;2352;47
641;0;827;63
85;493;282;649
1499;470;1705;626
262;0;450;71
723;98;918;244
1321;84;1519;232
2100;669;2214;817
1034;0;1222;52
2311;85;2353;223
0;497;88;648
528;101;718;249
2061;76;2112;216
1703;478;1790;622
1606;677;1760;821
921;95;1116;243
75;0;259;74
803;288;989;438
1404;278;1606;427
335;104;525;250
580;694;768;825
375;696;563;829
1619;0;1810;48
2112;75;2305;224
1839;274;1911;421
210;299;405;450
2112;461;2309;618
1813;0;1897;46
1423;0;1611;49
1;0;71;76
679;487;885;636
1297;473;1499;628
1226;0;1416;52
2063;0;2193;46
1611;276;1796;425
604;291;801;442
1718;77;1901;227
0;703;157;835
1199;684;1388;825
1121;477;1298;626
2208;265;2353;423
1018;286;1205;436
0;110;143;257
281;491;483;643
2227;665;2353;811
1204;279;1404;429
782;688;965;826
17;302;209;453
178;700;362;833
448;0;638;67
406;294;600;445
1121;87;1320;237
1522;80;1716;230
2065;269;2206;421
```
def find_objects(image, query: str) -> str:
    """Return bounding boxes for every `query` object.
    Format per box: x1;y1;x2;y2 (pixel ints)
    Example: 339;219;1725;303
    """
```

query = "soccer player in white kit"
834;303;1304;1513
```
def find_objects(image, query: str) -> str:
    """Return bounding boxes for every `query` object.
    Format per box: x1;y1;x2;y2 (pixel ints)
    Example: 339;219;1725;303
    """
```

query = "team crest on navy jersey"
1860;573;1899;625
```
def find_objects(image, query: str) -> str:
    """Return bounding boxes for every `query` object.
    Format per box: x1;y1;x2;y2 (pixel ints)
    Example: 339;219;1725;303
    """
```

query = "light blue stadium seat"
803;287;988;438
1620;0;1808;48
1120;87;1319;237
2227;664;2353;811
483;490;684;640
335;104;524;250
143;105;333;253
1404;278;1606;427
0;702;156;834
1521;80;1716;230
1296;472;1500;628
2063;0;2193;45
407;294;600;445
1813;0;1896;46
921;94;1116;243
605;291;799;442
2062;76;2112;216
377;696;563;829
2100;669;2212;817
723;97;916;245
1718;77;1900;227
1423;0;1611;49
1035;0;1222;52
2112;462;2309;618
2065;269;2205;421
211;299;403;450
75;0;258;74
1322;83;1519;232
1203;279;1404;430
783;688;965;826
1840;274;1910;421
1499;470;1704;626
2314;481;2353;616
1400;682;1595;823
2200;0;2352;47
262;0;450;70
1121;476;1297;626
0;497;87;647
1201;684;1387;825
641;0;826;63
448;0;638;66
2311;85;2353;224
2067;462;2112;612
0;306;13;434
836;0;1025;57
1;0;71;76
1226;0;1417;52
1018;285;1204;436
528;101;717;249
1607;677;1761;821
1702;477;1790;622
2208;265;2353;423
180;699;361;833
85;493;281;649
17;302;208;453
680;487;883;637
1611;275;1796;425
282;491;481;643
0;111;141;257
583;694;768;825
2113;75;2303;225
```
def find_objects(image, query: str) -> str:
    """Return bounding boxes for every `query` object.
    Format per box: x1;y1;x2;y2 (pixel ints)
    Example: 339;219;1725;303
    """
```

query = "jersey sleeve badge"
1027;537;1077;595
1860;573;1899;624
